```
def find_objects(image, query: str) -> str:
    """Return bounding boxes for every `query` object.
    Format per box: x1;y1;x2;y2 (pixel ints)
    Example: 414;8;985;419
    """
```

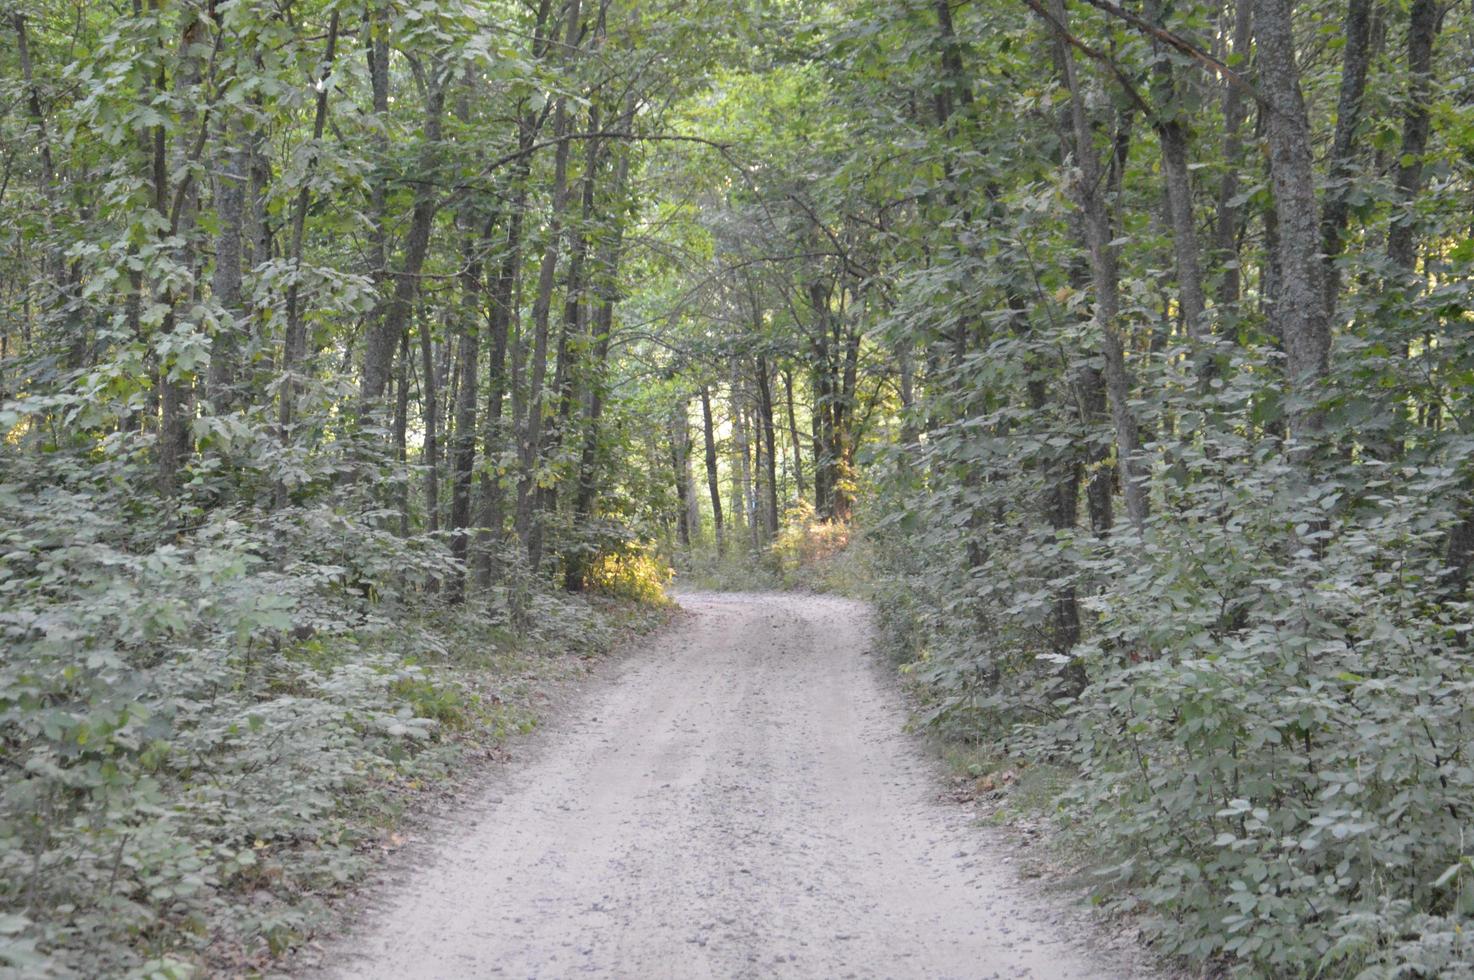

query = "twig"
1075;0;1264;106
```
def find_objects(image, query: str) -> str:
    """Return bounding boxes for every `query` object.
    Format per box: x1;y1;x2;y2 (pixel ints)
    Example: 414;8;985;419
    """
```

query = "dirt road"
320;593;1143;979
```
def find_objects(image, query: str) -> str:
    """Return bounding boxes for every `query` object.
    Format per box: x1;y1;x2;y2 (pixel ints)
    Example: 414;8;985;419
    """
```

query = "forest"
2;0;1472;975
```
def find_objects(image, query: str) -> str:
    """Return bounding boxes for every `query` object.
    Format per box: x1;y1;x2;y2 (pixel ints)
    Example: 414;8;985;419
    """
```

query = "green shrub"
865;356;1474;977
0;452;654;976
583;545;674;605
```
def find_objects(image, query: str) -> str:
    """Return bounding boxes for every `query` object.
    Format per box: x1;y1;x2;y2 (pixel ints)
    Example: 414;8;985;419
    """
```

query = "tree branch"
1075;0;1264;106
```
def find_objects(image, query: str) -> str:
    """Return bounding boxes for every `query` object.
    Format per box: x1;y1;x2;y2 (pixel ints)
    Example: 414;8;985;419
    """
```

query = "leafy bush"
583;545;674;605
865;353;1474;977
675;546;784;591
771;500;852;576
0;449;656;977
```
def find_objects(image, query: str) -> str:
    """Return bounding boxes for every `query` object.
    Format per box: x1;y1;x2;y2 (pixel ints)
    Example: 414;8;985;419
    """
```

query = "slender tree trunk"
833;319;861;523
417;314;439;540
12;12;65;324
700;384;725;553
730;372;753;548
1213;0;1253;315
572;92;635;527
1144;0;1205;353
474;158;532;586
448;220;484;601
1072;373;1112;538
1319;0;1373;312
157;7;206;505
276;11;340;509
542;101;600;526
549;98;603;474
365;7;390;324
783;367;806;497
516;0;583;571
1045;0;1149;528
207;115;247;412
672;404;692;548
1028;367;1085;693
476;1;558;586
434;315;454;531
360;72;445;414
685;438;701;543
1386;0;1440;281
808;281;838;518
394;330;410;537
756;355;780;537
1379;0;1441;465
11;15;55;201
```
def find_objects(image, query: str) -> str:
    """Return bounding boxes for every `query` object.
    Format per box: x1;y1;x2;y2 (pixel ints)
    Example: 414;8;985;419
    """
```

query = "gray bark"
755;354;780;538
1386;0;1440;281
418;316;440;536
572;92;636;526
1319;0;1373;313
1145;1;1206;349
701;384;725;553
360;71;445;412
1046;0;1149;529
158;7;207;503
1213;0;1253;313
672;405;692;548
276;11;340;508
1255;0;1332;449
515;0;583;570
207;118;247;411
783;368;807;497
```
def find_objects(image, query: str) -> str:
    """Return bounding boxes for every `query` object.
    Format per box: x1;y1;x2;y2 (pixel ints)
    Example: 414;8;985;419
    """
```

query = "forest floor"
295;591;1159;979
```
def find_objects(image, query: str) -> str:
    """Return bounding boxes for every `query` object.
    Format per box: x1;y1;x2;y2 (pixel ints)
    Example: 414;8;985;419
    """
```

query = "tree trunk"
783;367;807;497
730;372;753;549
1319;0;1373;313
700;384;725;553
1045;0;1149;529
1386;0;1440;282
808;280;838;518
516;0;582;570
572;92;635;528
448;222;484;600
157;7;206;505
364;6;390;345
12;11;69;345
417;313;440;540
756;354;780;537
276;11;340;509
360;71;445;414
1144;0;1206;354
1028;367;1086;693
672;404;692;548
1255;0;1332;451
207;115;247;412
542;103;601;532
474;154;533;587
1213;0;1253;314
1158;117;1203;343
834;318;861;523
394;330;410;537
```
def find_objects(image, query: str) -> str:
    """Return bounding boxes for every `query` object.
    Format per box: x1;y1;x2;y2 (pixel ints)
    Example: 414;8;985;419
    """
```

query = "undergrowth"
0;464;667;978
674;501;872;594
861;409;1474;979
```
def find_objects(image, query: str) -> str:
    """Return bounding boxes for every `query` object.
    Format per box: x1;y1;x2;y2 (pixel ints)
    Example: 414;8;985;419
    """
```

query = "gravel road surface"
319;592;1145;979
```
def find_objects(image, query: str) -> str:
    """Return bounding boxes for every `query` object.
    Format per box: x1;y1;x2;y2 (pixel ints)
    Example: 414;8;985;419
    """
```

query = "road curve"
319;592;1133;979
